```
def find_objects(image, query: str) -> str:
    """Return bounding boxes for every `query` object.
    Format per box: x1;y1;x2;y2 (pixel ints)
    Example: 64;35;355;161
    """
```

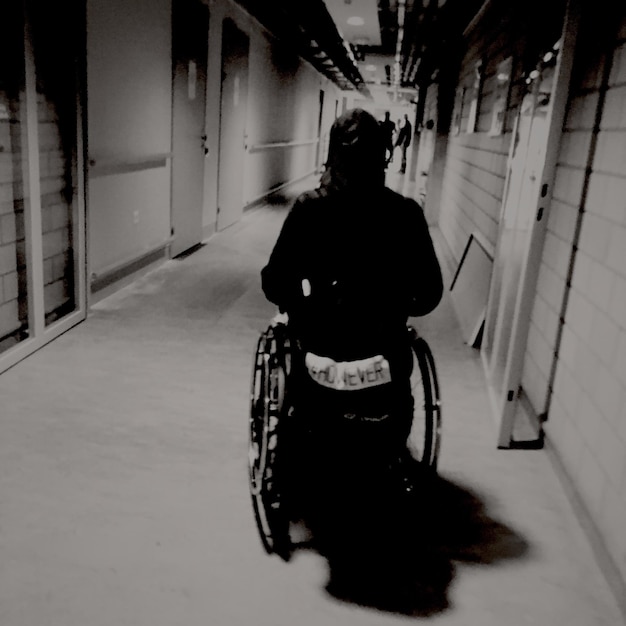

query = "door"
170;0;209;257
482;3;578;447
216;19;249;231
315;89;325;171
484;86;544;394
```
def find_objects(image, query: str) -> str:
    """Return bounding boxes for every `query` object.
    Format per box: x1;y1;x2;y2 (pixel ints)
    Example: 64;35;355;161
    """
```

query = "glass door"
0;0;86;373
0;4;31;356
31;0;82;327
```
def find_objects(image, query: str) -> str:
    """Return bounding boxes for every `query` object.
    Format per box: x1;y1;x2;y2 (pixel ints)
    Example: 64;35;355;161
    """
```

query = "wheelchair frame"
248;321;441;559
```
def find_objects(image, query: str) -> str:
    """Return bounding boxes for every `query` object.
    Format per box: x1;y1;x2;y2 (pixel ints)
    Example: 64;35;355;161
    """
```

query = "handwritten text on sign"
305;353;392;391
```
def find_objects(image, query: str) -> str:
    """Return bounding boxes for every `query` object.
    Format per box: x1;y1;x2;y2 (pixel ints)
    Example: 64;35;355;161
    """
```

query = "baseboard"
544;433;626;622
202;221;216;242
243;170;319;210
89;244;169;304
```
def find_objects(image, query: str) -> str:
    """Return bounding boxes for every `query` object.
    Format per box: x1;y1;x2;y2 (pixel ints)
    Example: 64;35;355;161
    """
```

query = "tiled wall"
535;8;626;583
437;2;519;263
436;0;626;588
438;0;567;265
438;133;508;259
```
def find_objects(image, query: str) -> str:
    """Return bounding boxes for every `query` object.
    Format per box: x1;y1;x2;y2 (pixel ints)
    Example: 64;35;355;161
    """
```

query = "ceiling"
234;0;485;99
324;0;396;89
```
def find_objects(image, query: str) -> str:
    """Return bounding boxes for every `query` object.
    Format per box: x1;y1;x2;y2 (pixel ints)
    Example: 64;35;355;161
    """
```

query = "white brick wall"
439;135;508;262
2;272;17;302
536;9;626;585
437;11;520;264
442;0;626;590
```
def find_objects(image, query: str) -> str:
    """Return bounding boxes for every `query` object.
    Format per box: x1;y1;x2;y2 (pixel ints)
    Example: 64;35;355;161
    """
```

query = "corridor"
0;174;623;625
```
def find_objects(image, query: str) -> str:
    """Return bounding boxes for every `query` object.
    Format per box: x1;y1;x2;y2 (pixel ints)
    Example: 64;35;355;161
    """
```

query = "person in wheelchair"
258;109;444;604
261;108;442;534
262;108;442;454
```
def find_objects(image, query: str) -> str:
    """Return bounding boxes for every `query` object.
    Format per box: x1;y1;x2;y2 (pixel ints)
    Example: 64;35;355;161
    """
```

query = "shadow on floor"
285;455;530;617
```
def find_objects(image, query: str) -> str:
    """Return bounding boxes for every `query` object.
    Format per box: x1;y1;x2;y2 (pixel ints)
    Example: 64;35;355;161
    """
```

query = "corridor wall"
203;0;341;234
528;3;626;590
437;1;523;262
244;37;323;204
86;0;173;283
436;0;626;598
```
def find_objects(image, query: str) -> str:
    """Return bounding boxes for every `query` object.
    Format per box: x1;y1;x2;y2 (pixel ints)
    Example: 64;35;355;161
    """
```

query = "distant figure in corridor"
395;113;413;174
379;110;396;166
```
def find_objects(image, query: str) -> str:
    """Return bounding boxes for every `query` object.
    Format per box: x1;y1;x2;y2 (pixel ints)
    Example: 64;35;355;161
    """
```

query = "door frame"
481;0;580;448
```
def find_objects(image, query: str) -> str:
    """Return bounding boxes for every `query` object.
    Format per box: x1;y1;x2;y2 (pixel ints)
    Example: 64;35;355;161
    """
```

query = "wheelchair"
248;319;442;559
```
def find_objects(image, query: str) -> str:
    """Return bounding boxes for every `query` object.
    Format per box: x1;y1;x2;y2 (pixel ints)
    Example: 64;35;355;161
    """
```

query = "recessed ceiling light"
347;16;365;26
365;64;377;72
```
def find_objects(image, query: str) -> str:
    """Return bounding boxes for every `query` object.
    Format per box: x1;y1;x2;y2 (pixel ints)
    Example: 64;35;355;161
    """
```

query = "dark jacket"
261;109;442;365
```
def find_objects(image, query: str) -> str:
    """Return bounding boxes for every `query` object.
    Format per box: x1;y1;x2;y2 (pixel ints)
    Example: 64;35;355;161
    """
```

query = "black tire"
407;326;442;470
248;324;291;559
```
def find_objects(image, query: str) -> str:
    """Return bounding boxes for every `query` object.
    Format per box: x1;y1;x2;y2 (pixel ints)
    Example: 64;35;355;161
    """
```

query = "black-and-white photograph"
1;0;625;624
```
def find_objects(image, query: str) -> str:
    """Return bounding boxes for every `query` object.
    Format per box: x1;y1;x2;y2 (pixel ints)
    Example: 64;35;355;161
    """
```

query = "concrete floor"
0;174;624;625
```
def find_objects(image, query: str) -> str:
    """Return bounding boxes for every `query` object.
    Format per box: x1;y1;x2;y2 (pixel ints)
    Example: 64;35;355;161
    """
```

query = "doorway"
216;19;249;231
482;16;576;446
170;0;209;258
484;85;547;388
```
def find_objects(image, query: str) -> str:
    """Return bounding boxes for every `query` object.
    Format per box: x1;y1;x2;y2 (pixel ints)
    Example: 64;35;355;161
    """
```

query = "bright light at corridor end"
346;15;365;26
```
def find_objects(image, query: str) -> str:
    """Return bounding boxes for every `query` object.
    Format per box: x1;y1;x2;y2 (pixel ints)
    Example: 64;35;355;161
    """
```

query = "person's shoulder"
287;188;328;218
382;187;417;206
298;188;322;202
291;188;323;208
383;188;424;217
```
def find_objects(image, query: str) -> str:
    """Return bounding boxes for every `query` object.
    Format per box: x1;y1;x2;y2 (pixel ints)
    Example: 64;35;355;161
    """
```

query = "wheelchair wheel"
407;326;442;470
248;323;291;559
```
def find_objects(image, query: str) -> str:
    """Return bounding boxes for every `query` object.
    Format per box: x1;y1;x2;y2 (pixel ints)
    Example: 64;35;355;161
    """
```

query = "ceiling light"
365;64;377;72
347;16;365;26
